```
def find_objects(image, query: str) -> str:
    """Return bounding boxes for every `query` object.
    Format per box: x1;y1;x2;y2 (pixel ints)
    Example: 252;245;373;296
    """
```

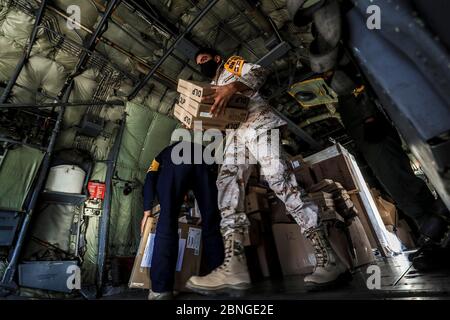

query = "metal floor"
102;252;450;300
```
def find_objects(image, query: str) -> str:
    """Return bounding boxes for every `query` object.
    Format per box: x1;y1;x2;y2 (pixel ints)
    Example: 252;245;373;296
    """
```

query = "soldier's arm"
211;59;269;116
234;62;270;93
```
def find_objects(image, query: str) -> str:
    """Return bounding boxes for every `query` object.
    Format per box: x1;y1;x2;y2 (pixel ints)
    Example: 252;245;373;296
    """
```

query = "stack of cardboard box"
174;79;249;130
242;144;383;280
308;191;336;213
243;181;318;278
307;179;375;268
129;214;203;292
308;180;358;220
242;151;375;278
296;144;397;257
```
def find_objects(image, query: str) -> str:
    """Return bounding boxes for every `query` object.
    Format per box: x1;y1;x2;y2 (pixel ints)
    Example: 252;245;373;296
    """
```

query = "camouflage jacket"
212;56;286;131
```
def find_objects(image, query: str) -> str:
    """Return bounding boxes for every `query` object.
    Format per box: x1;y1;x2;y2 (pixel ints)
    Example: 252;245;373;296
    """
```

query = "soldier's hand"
141;210;152;235
210;84;238;117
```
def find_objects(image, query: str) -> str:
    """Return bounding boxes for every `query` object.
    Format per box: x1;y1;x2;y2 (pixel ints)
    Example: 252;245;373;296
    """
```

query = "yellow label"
224;56;245;77
353;85;365;97
147;159;160;172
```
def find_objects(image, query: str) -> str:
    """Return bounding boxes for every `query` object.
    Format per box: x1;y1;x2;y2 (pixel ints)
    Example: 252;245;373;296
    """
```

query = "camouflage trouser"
217;128;319;241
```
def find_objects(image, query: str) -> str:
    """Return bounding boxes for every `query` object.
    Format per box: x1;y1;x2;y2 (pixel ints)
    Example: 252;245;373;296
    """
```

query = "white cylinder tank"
45;165;86;194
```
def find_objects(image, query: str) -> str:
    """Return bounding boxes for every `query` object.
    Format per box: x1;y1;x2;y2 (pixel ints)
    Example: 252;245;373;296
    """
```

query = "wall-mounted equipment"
44;165;86;194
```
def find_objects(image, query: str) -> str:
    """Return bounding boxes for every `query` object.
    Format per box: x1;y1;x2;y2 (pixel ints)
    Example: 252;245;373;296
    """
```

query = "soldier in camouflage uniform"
186;48;349;295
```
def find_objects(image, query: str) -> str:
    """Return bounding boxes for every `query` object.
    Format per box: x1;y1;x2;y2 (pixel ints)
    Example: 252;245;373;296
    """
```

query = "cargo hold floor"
102;253;450;300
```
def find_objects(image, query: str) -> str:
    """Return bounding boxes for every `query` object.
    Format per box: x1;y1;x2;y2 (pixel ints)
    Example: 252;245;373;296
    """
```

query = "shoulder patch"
147;159;160;172
224;56;245;77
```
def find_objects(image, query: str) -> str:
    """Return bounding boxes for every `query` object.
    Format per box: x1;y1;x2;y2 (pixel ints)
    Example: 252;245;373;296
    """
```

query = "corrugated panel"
117;102;179;177
107;102;179;256
0;145;44;211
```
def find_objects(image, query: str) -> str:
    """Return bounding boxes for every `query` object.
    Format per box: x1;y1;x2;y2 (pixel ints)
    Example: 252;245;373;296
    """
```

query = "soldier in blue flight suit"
141;140;224;300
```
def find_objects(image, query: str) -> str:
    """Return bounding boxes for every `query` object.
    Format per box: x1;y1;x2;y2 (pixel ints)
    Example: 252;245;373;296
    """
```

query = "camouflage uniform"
212;57;320;241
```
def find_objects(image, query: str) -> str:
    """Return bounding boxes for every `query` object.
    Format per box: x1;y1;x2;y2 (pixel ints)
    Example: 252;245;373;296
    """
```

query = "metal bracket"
256;41;291;67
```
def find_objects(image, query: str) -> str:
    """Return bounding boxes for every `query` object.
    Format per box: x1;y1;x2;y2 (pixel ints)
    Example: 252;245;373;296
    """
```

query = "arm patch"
147;159;160;172
224;56;245;77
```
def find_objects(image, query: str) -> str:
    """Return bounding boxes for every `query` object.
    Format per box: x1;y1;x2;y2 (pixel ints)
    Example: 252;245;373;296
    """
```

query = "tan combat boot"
186;232;251;296
304;226;351;291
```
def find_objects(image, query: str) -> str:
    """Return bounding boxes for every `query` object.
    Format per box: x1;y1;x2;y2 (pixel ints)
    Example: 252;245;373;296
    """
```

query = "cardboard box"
373;195;397;226
268;196;295;224
174;104;241;130
177;80;249;107
272;224;316;276
178;94;248;122
128;217;202;292
245;240;275;280
256;224;283;279
293;165;316;190
244;246;263;281
193;104;248;123
177;79;215;103
245;216;283;280
248;185;268;195
244;215;262;247
245;191;270;214
328;225;354;270
307;180;357;220
173;102;184;121
310;155;358;192
177;94;210;116
349;193;378;250
308;192;335;208
256;244;270;278
347;216;376;267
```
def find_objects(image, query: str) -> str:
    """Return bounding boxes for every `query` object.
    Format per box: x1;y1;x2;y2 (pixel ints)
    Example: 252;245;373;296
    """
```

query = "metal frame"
107;19;202;78
0;136;48;152
228;0;263;37
58;0;122;99
256;41;291;67
185;0;259;59
0;101;125;109
270;107;322;150
95;112;126;297
127;0;220;100
265;69;323;150
0;0;122;295
36;24;137;82
0;86;70;293
34;0;174;86
122;0;179;38
0;0;48;104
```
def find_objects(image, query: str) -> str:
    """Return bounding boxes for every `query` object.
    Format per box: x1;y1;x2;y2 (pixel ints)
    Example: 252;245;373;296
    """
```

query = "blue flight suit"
143;141;224;292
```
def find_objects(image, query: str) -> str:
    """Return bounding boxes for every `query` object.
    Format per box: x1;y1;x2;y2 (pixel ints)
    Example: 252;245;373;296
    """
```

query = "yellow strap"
147;159;160;172
353;85;365;97
224;56;245;77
